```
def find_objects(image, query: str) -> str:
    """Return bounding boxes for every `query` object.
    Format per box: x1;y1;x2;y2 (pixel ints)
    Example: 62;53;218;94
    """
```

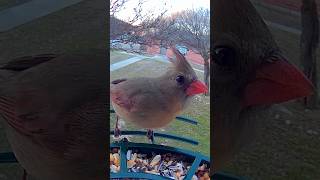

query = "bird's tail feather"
0;54;58;72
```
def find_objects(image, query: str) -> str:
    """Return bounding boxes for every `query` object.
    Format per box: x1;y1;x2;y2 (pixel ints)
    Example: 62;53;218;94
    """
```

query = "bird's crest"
168;46;195;76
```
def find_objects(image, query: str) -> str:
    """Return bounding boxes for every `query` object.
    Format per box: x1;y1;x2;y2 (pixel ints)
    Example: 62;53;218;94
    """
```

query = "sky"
113;0;210;23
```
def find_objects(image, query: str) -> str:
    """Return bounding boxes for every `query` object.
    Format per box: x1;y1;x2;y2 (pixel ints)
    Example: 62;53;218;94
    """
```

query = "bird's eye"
214;46;236;67
176;75;185;85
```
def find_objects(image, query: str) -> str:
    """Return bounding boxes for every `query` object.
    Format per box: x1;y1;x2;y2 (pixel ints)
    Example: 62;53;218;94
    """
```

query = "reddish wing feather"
0;54;59;136
0;96;35;136
110;91;133;111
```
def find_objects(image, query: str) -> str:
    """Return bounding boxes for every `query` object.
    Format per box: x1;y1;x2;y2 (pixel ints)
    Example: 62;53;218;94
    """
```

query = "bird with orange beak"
212;0;314;172
110;47;208;141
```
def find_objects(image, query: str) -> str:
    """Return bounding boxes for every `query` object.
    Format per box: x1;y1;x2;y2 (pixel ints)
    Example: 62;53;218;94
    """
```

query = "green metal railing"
110;109;248;180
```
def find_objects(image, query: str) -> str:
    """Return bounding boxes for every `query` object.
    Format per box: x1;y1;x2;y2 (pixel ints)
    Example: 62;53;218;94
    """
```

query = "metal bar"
110;130;199;145
119;143;127;174
175;116;198;125
184;155;203;180
111;172;171;180
112;142;208;160
0;152;17;163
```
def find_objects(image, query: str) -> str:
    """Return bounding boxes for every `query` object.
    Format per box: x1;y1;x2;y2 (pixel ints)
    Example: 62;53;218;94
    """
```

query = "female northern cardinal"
110;47;208;141
212;0;314;172
0;50;107;180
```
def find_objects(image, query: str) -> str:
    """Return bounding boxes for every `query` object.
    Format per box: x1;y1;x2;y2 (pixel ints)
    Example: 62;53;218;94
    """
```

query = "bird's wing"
110;92;133;111
110;78;163;112
110;78;175;114
62;99;107;167
0;51;107;148
0;54;61;136
110;79;134;111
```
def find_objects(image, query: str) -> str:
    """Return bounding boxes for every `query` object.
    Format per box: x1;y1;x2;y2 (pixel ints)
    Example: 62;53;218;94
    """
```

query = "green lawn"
110;50;134;64
223;102;320;180
110;53;210;156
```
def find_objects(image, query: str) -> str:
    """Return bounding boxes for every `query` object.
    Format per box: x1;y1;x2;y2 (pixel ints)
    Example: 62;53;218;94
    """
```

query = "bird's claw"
114;127;121;138
23;169;27;180
146;130;154;144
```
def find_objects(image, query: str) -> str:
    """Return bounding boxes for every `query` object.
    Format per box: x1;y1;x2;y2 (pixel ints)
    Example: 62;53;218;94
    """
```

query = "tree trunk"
301;0;319;109
204;57;210;96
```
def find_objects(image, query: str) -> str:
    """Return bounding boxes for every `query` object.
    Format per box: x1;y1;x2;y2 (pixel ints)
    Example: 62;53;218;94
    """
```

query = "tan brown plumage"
110;47;208;130
212;0;314;172
0;50;107;180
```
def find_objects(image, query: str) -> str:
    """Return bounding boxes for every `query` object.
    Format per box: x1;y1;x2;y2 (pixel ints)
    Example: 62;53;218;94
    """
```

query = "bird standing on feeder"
0;50;107;180
110;47;208;142
212;0;314;172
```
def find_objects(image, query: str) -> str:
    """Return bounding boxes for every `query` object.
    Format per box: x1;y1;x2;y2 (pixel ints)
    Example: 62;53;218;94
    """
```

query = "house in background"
109;17;208;65
110;16;133;40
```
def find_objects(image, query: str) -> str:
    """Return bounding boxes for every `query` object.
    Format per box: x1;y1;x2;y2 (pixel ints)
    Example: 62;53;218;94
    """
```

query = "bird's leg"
114;115;121;138
146;129;154;143
22;169;27;180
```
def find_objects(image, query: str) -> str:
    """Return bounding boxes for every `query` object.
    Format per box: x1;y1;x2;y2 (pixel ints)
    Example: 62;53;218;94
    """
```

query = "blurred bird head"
165;47;208;97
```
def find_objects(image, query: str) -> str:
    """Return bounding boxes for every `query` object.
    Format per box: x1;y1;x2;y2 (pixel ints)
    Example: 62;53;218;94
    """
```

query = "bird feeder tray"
110;109;247;180
0;144;246;180
110;140;209;180
109;110;208;179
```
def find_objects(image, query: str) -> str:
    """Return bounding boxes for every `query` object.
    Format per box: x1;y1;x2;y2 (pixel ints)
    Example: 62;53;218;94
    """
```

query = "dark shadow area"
0;0;108;179
212;0;320;179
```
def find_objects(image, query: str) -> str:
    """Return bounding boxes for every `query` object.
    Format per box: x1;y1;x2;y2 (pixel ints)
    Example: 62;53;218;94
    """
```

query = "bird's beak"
242;59;314;108
186;80;208;96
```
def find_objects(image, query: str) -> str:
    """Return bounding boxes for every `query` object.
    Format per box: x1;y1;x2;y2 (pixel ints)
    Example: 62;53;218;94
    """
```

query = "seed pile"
110;147;210;180
192;162;210;180
127;148;195;180
110;147;121;173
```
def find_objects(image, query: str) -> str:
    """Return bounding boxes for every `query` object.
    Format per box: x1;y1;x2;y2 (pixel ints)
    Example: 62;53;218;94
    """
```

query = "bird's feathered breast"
111;77;178;112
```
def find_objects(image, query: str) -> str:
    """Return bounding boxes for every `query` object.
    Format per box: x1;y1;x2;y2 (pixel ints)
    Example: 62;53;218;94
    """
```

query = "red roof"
146;45;209;65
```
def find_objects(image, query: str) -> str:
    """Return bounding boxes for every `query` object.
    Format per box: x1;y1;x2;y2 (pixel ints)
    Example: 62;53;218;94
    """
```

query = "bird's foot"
114;127;121;138
22;169;27;180
114;115;121;139
146;129;154;143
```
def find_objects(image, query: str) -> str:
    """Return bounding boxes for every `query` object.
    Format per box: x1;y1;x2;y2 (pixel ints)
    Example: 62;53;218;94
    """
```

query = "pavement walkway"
110;56;145;72
110;53;204;73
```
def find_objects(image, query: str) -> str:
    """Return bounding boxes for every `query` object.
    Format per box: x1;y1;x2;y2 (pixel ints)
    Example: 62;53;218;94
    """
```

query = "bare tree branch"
110;0;129;16
110;0;170;43
171;8;210;94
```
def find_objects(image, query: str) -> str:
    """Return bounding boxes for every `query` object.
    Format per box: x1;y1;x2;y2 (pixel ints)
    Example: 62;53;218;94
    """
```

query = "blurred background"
0;0;106;179
109;0;211;157
216;0;320;179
